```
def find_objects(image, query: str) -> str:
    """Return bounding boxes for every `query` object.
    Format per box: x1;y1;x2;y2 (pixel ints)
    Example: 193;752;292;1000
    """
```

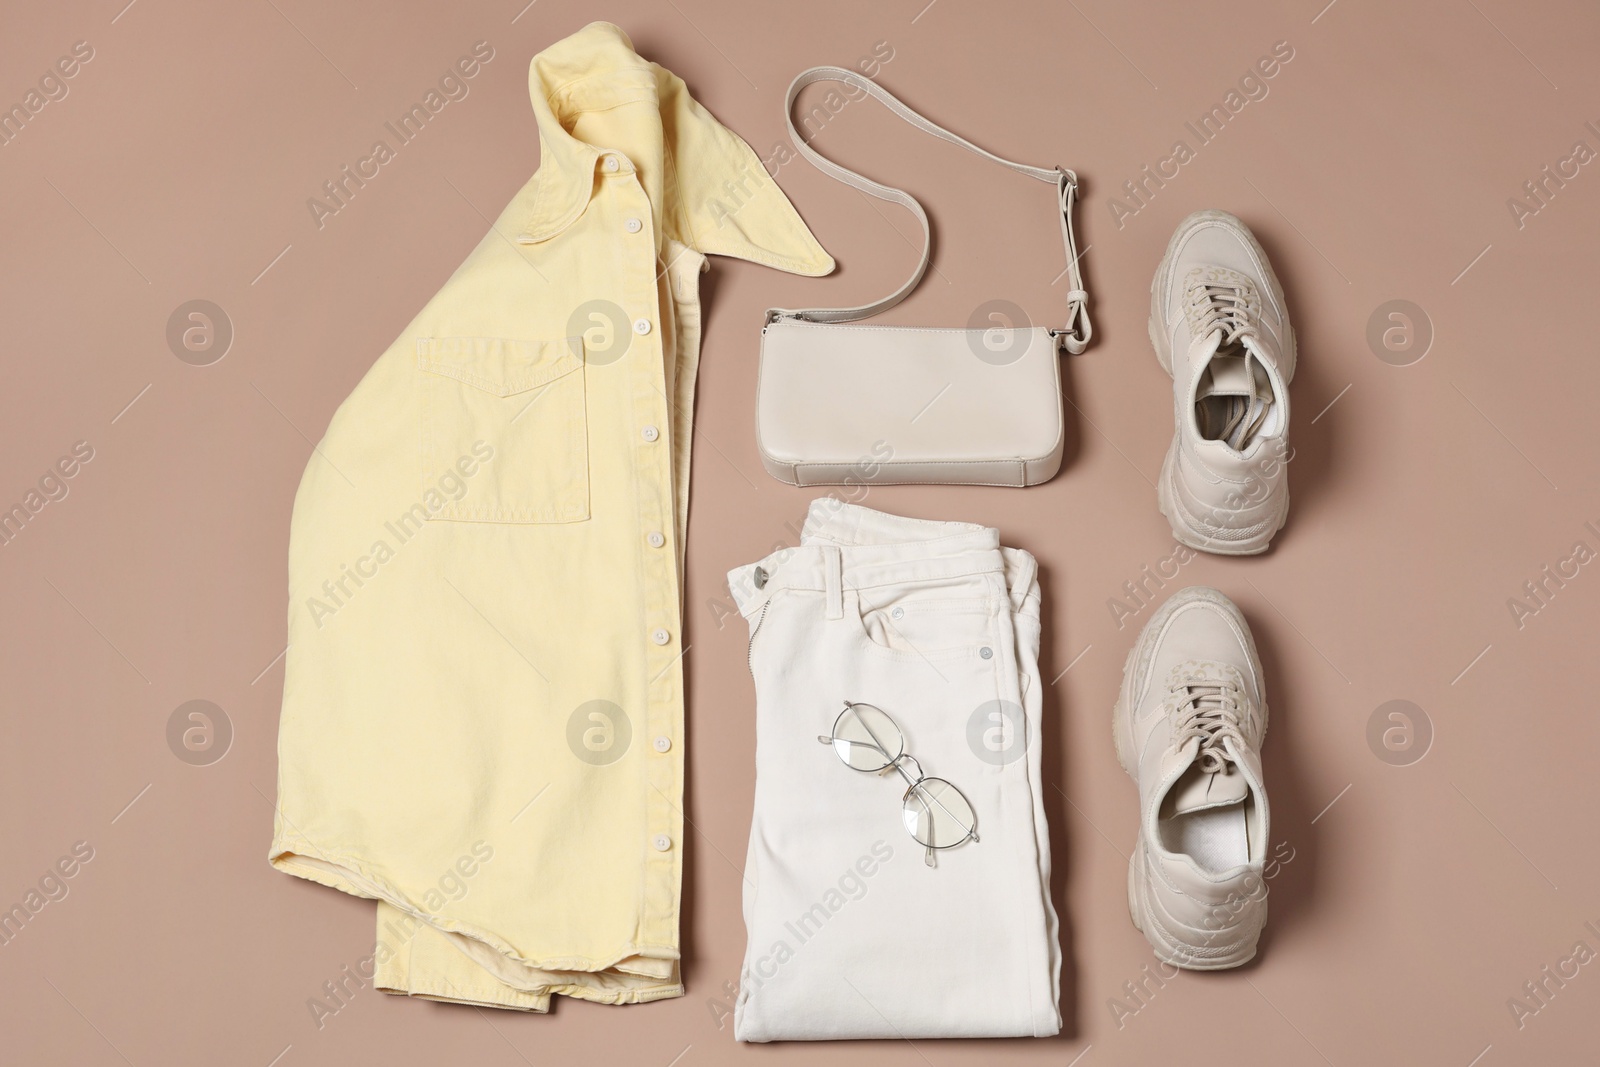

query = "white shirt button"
603;156;621;172
653;735;672;753
891;607;905;620
641;425;659;442
653;834;672;852
633;318;652;335
647;531;666;548
625;217;643;233
652;628;671;646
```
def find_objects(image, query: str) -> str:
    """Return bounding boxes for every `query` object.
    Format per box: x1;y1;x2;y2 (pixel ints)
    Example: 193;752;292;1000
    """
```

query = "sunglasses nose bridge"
890;753;924;785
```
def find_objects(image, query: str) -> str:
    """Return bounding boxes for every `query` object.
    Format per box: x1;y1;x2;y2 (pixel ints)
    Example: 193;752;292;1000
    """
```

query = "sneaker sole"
1156;444;1289;557
1126;844;1264;970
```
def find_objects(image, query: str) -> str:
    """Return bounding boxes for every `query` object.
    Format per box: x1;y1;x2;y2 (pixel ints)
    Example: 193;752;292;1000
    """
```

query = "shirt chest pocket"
417;336;589;523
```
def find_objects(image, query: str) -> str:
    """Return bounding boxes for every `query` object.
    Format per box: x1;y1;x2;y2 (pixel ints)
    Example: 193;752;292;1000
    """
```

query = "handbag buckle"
1050;292;1092;356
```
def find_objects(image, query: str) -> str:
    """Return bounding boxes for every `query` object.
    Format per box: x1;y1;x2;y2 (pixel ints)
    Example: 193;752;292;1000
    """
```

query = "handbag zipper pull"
764;308;809;332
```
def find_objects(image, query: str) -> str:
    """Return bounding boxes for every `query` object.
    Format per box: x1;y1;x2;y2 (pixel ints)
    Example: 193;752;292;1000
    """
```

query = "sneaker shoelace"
1170;675;1247;773
1187;276;1275;450
1186;279;1258;348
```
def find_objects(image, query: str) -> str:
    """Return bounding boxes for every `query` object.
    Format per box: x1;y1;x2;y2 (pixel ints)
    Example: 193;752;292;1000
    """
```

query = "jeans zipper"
746;599;770;675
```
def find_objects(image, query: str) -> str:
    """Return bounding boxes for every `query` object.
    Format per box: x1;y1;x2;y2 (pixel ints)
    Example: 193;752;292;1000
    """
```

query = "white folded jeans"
727;500;1060;1041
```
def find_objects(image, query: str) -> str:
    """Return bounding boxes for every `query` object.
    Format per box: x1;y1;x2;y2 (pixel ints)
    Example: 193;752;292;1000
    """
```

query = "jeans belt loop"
823;546;844;620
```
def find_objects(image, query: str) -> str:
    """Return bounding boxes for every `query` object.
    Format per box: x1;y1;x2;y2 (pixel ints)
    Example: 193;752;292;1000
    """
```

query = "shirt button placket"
613;169;679;929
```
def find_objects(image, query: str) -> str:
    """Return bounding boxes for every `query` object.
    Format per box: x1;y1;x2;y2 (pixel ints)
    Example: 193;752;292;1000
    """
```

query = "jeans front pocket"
851;580;1004;662
417;336;589;523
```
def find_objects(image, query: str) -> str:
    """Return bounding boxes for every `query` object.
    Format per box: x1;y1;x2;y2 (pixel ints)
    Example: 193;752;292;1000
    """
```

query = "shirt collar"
519;22;833;276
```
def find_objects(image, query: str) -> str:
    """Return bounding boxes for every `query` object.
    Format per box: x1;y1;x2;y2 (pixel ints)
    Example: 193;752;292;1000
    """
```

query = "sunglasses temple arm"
931;791;978;841
855;716;898;768
913;786;980;843
820;735;896;760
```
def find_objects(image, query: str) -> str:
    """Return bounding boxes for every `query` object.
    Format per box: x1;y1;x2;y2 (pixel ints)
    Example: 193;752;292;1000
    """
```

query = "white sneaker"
1149;210;1295;555
1113;586;1271;970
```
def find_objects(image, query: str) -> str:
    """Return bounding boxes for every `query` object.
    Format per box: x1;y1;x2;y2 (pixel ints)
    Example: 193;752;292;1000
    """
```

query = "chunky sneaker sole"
1124;846;1265;970
1155;445;1289;557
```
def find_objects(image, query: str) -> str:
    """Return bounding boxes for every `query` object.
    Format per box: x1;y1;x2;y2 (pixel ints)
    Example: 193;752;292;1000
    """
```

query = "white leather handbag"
758;66;1093;487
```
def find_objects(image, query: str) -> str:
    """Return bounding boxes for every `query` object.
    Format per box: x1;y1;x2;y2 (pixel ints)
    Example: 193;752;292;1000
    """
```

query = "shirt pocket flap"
415;336;583;396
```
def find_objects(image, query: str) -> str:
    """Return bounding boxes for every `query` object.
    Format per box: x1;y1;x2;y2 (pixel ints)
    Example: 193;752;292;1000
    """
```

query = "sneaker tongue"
1195;347;1273;449
1197;349;1261;399
1164;663;1252;815
1168;749;1250;814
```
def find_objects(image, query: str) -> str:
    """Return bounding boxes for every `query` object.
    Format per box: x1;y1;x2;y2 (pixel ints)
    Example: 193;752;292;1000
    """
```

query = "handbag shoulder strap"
767;66;1092;355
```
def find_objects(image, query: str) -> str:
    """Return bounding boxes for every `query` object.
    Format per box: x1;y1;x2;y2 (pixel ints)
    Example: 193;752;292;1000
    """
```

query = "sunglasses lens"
832;703;903;771
902;778;976;850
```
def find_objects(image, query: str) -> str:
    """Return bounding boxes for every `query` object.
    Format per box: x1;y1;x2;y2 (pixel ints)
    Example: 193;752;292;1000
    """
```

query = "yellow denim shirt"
270;21;832;1012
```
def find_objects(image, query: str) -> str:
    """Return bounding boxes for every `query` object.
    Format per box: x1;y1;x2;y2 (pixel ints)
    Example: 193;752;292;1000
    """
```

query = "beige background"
2;0;1596;1063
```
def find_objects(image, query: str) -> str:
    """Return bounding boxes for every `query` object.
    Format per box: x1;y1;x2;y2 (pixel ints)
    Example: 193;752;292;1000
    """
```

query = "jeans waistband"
729;501;1017;617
